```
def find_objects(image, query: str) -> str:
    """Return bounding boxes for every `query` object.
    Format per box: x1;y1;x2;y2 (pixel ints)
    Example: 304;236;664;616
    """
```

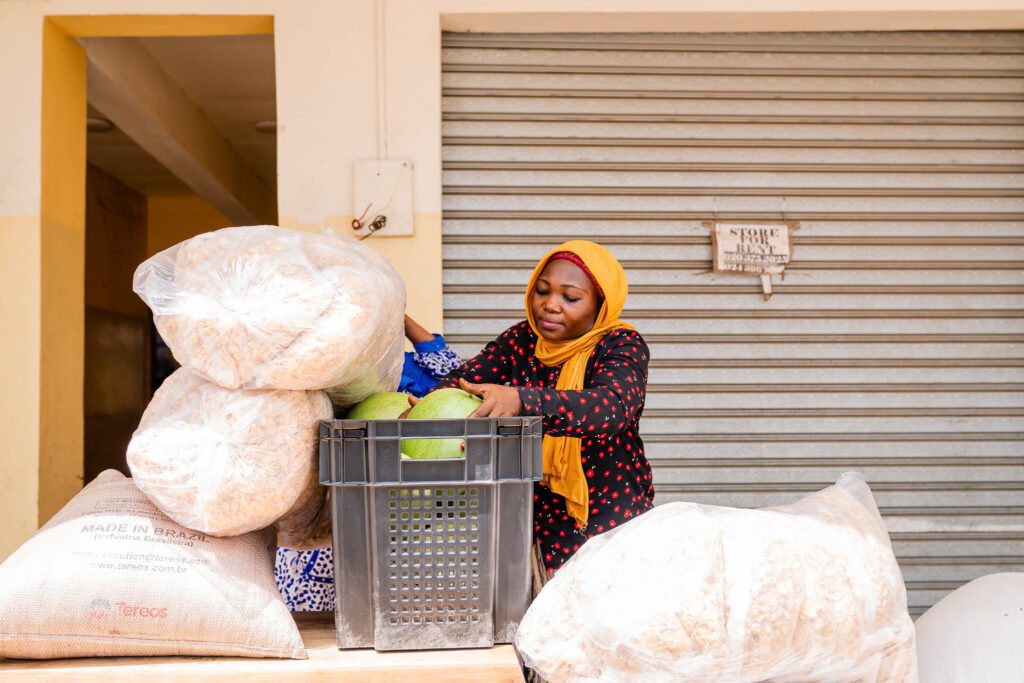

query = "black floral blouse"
433;321;654;570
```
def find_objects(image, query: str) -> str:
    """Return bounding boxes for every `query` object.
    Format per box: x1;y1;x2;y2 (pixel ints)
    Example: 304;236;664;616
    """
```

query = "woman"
431;240;654;571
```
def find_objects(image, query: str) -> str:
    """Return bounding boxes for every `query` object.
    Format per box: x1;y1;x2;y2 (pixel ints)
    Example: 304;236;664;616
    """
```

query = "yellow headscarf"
525;241;633;530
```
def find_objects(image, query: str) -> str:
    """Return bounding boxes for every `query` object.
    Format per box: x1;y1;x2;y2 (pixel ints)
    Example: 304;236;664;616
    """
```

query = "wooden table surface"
0;613;525;682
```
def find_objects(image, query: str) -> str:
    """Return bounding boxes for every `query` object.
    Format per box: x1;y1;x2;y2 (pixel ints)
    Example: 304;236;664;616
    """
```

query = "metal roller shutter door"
440;30;1024;617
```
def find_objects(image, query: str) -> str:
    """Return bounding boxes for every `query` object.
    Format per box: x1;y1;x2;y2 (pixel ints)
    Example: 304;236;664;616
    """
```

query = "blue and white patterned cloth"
401;334;463;397
275;546;336;612
275;335;462;612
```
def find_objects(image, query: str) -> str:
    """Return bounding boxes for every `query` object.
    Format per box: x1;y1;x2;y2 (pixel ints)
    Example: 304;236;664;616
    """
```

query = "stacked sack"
127;226;406;547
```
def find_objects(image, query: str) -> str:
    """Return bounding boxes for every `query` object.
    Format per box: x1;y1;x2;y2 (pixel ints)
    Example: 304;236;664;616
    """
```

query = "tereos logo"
115;602;169;618
88;597;112;619
87;598;168;619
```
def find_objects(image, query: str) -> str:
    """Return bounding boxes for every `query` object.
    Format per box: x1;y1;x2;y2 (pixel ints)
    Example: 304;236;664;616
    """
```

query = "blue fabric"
399;355;438;398
399;334;462;398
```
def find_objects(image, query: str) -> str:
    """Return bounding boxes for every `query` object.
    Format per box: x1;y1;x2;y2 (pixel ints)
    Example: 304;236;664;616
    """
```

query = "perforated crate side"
321;417;541;651
373;483;496;649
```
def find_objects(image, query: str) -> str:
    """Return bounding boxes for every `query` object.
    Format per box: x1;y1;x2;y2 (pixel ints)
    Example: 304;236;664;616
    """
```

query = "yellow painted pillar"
39;20;87;526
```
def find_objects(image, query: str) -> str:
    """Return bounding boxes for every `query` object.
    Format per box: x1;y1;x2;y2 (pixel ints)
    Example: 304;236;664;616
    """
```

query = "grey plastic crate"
319;416;543;651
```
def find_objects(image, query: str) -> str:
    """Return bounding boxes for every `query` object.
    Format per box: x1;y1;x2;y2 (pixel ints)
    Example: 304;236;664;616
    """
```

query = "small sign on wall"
709;222;796;300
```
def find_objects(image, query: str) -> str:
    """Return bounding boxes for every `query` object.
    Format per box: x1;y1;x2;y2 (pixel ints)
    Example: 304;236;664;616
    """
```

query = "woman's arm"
403;315;435;344
518;331;649;439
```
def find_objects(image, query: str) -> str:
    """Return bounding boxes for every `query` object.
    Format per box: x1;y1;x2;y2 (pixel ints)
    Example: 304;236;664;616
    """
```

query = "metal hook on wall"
358;214;388;241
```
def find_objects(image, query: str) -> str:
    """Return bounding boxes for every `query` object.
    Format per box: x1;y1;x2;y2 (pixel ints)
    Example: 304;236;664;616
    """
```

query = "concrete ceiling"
86;35;276;198
87;103;191;195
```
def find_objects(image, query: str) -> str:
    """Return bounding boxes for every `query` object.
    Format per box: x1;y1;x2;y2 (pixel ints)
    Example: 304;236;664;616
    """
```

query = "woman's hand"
460;378;522;418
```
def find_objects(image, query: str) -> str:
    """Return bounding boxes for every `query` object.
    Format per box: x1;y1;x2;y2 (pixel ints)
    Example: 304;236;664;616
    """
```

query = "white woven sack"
0;471;306;659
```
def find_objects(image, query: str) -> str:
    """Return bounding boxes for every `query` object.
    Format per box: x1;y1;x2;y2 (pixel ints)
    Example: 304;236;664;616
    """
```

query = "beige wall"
2;0;1024;557
0;215;42;561
0;1;43;553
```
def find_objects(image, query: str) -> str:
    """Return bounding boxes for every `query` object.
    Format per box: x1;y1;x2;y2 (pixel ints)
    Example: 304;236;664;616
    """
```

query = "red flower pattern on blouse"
432;321;654;570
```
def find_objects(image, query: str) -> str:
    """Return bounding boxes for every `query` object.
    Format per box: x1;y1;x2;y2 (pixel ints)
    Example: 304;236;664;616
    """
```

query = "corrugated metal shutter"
440;30;1024;617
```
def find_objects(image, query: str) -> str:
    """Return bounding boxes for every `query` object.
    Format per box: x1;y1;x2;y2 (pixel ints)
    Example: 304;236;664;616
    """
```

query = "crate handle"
497;425;523;436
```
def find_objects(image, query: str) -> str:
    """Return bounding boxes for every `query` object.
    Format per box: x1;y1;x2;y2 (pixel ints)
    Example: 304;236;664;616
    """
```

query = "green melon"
401;388;483;459
344;391;414;420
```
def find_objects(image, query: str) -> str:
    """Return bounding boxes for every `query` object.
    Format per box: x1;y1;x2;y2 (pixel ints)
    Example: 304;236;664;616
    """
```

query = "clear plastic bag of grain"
127;367;332;539
133;225;406;405
516;473;917;683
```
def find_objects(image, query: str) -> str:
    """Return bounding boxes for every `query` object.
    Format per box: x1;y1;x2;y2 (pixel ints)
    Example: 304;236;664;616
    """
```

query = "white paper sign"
711;222;794;300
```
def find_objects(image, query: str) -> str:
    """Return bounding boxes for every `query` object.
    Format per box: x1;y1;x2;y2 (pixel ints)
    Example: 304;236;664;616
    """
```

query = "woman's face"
530;258;601;342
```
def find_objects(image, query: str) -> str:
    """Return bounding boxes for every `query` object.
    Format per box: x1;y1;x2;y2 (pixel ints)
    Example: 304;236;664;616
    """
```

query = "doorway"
82;33;277;480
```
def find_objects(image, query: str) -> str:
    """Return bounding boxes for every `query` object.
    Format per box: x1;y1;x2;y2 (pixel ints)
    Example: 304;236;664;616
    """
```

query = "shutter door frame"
440;30;1024;617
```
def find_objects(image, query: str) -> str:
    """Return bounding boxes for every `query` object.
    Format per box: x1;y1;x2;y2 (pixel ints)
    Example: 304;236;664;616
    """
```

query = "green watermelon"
345;391;414;420
401;388;483;459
